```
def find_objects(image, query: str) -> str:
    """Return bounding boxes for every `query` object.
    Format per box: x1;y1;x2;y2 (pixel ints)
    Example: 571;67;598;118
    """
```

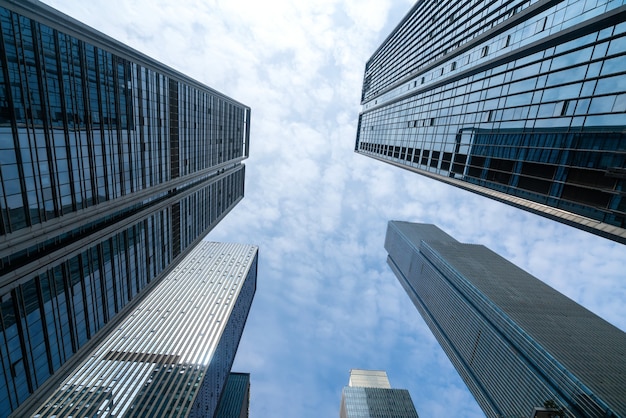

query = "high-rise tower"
356;1;626;244
215;373;251;418
0;0;250;415
385;221;626;417
29;242;257;418
339;369;419;418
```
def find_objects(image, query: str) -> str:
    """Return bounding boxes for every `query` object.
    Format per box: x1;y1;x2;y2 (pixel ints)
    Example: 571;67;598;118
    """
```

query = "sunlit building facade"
385;221;626;417
0;0;251;416
356;0;626;244
29;242;257;418
339;369;419;418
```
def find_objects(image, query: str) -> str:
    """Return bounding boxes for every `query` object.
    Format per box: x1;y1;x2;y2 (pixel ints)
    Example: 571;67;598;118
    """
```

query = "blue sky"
42;0;626;416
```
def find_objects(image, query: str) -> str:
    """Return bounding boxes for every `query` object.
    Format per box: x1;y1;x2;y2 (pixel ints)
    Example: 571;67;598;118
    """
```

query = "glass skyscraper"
385;221;626;417
29;242;257;418
339;369;419;418
356;0;626;244
0;0;250;415
215;373;251;418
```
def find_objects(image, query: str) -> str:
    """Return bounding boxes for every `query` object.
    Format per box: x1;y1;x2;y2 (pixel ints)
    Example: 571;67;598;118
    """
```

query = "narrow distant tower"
340;369;419;418
215;373;251;418
356;0;626;244
385;221;626;417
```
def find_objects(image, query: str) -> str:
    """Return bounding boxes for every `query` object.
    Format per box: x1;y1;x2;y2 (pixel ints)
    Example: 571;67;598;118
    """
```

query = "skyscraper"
28;242;257;418
0;0;250;415
215;373;251;418
356;0;626;244
339;369;419;418
385;221;626;417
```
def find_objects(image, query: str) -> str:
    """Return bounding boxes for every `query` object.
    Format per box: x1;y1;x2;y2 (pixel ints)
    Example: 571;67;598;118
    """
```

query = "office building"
339;369;419;418
385;221;626;417
0;0;251;416
356;0;626;244
29;242;257;418
215;373;251;418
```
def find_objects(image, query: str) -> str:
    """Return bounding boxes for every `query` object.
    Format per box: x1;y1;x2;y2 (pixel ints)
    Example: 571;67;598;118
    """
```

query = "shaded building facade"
356;0;626;243
339;369;419;418
215;373;251;418
0;0;250;415
29;242;257;418
385;221;626;417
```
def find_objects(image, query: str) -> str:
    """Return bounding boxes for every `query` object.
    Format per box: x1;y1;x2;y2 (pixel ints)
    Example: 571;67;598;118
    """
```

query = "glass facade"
31;242;257;418
339;369;419;418
356;0;626;244
214;373;251;418
0;1;251;416
385;221;626;418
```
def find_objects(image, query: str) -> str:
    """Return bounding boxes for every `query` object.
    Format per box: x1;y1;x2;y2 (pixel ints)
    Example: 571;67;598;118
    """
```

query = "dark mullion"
31;20;63;220
13;286;34;394
79;42;97;207
54;31;78;214
0;10;16;235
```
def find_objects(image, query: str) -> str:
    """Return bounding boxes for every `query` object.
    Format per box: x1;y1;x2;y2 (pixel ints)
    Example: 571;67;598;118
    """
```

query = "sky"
41;0;626;416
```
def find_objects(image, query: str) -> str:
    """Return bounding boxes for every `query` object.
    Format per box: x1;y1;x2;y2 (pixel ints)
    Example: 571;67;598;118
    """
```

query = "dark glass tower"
215;373;251;418
339;369;419;418
356;0;626;244
0;0;250;416
385;221;626;417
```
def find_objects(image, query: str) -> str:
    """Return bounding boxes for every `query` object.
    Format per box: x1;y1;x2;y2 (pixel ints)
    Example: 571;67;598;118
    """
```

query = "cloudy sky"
42;0;626;416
